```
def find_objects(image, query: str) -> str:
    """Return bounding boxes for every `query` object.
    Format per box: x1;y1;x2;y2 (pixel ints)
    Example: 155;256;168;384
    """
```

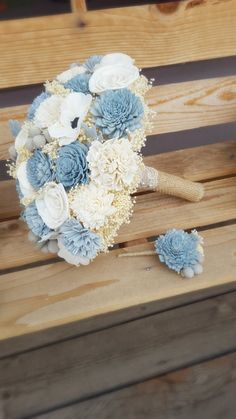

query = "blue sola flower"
155;229;201;273
27;92;50;120
56;141;89;189
27;150;54;189
23;203;51;238
91;88;144;139
84;55;103;72
59;219;102;260
64;73;90;94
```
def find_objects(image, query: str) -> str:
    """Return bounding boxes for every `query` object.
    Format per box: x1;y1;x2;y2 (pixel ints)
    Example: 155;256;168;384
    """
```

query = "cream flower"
16;161;35;198
56;65;86;83
57;240;90;266
89;64;139;93
36;182;69;229
34;95;64;130
87;138;142;191
48;93;92;146
97;53;134;68
15;124;30;152
71;183;116;230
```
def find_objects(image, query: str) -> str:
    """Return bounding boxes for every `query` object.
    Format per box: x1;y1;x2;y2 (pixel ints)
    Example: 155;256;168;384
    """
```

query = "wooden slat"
38;352;236;419
71;0;87;12
1;289;236;418
1;76;236;159
118;177;236;243
1;176;236;270
0;224;236;350
1;0;236;88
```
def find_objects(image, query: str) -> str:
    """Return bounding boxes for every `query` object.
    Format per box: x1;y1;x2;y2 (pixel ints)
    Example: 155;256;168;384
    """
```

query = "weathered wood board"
37;352;236;419
1;291;236;418
1;1;236;88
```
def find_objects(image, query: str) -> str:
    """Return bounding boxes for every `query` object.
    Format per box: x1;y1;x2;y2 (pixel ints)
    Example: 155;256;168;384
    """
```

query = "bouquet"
8;53;204;266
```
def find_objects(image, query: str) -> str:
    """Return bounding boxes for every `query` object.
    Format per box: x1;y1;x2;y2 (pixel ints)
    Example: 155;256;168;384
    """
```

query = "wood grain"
1;176;236;269
38;352;236;419
1;0;236;88
71;0;87;12
1;76;236;160
0;224;236;350
1;290;236;418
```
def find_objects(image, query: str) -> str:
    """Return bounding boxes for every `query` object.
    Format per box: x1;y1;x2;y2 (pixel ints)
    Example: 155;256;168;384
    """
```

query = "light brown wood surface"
1;0;236;88
38;352;236;419
1;76;236;159
1;224;236;346
1;290;236;418
71;0;87;12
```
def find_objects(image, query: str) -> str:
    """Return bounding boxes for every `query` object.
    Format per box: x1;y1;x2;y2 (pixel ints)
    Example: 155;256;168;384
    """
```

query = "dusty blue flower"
59;219;102;259
23;203;51;238
9;120;21;137
91;88;144;139
27;92;50;120
64;73;90;94
155;229;201;273
16;179;23;200
56;141;89;189
27;150;54;189
84;55;103;72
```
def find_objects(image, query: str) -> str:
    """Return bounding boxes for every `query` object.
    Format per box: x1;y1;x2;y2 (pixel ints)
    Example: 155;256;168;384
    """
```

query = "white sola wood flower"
71;183;116;230
56;65;86;83
87;138;142;191
89;53;139;93
34;93;92;145
16;161;35;198
36;182;69;229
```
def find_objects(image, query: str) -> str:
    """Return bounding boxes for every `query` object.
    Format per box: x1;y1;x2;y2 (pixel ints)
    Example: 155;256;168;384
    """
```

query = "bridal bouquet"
8;53;155;265
8;52;204;266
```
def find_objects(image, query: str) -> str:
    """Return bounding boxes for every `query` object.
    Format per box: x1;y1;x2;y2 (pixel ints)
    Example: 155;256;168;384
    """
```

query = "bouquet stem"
140;166;204;202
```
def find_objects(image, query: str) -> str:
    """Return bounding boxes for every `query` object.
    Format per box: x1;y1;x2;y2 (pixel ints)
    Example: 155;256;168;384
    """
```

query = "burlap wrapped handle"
140;166;204;202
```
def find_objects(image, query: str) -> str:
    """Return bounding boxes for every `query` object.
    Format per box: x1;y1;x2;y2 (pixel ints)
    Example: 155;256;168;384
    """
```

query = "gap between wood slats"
1;0;236;88
1;56;236;108
1;75;236;161
1;290;236;418
35;350;236;419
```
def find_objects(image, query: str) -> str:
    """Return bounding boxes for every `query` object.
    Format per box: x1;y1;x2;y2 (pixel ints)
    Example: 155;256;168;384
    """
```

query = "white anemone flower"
34;93;92;146
48;93;92;146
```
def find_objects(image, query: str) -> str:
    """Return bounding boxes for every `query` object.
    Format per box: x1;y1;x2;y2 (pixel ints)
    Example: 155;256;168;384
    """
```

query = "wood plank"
0;224;236;353
71;0;87;12
1;0;236;88
1;290;236;418
0;180;20;221
37;352;236;419
1;76;236;159
118;177;236;243
1;176;236;269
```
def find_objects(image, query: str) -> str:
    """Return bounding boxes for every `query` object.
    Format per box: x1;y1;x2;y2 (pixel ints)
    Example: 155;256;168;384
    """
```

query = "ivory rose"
35;182;69;229
89;53;139;93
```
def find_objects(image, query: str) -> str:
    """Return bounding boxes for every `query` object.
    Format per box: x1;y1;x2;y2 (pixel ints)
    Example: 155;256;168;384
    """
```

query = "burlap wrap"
140;166;204;202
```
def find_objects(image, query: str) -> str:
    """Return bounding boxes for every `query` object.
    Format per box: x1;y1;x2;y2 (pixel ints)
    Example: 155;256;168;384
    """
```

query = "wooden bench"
0;1;236;418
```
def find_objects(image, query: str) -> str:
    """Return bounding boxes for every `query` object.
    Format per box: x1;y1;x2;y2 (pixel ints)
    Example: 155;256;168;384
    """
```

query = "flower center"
71;117;79;129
